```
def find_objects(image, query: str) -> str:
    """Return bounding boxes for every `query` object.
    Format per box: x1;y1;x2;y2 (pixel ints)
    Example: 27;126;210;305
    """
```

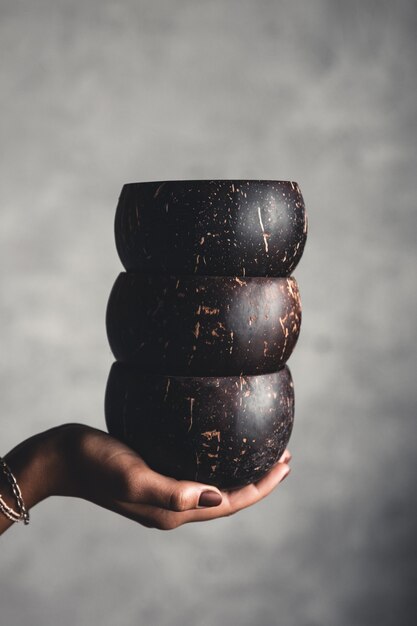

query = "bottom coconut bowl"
105;363;294;490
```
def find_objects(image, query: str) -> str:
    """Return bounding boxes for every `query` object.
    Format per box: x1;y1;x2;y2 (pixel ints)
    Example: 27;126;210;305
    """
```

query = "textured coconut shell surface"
106;273;302;376
115;180;307;277
105;363;295;490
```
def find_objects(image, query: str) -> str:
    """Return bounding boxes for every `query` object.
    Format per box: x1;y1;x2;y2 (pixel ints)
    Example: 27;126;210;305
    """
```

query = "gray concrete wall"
1;1;416;624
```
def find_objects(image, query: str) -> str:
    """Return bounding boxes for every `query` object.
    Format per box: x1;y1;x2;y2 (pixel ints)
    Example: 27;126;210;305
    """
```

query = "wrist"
0;423;93;533
3;428;62;510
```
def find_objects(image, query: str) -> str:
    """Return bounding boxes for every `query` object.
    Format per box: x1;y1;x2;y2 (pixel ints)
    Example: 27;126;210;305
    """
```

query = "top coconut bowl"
115;180;307;277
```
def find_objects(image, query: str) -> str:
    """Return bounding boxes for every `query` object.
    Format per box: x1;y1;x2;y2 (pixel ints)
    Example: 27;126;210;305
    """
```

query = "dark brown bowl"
115;180;307;277
105;363;294;490
106;273;301;376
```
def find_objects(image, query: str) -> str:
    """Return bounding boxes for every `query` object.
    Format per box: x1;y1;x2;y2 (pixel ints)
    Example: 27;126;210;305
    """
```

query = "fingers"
279;448;292;464
122;466;223;512
226;460;291;512
110;451;292;530
195;460;291;522
167;458;291;527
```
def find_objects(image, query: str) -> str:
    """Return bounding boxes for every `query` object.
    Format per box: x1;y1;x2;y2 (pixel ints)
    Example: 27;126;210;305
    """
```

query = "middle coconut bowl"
106;273;302;376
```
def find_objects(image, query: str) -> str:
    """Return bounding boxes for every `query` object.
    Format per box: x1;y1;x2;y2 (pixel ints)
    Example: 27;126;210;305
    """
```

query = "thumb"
130;468;223;511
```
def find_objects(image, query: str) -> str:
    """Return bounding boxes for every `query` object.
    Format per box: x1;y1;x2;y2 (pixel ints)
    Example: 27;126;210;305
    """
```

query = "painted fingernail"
198;491;222;507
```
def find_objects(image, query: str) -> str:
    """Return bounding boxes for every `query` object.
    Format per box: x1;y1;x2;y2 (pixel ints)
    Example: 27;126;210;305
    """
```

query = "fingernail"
198;490;222;507
281;468;291;482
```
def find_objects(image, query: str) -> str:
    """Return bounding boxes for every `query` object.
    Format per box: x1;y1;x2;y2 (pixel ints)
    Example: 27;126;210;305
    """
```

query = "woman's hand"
1;424;291;533
59;424;292;530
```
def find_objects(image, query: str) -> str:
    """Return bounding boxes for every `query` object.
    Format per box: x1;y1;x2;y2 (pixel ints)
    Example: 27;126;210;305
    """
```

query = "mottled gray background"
0;0;416;624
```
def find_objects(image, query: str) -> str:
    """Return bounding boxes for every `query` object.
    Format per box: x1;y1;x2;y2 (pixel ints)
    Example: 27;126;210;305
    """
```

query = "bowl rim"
121;179;301;188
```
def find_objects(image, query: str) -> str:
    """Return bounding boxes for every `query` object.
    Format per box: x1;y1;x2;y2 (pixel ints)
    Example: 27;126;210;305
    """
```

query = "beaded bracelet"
0;456;30;525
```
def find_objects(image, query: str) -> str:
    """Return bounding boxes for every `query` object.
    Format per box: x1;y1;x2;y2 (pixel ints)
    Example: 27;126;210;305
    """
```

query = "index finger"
105;458;291;530
178;460;291;525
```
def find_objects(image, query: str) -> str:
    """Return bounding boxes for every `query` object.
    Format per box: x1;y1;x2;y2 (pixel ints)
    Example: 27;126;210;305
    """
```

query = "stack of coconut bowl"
105;180;307;490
